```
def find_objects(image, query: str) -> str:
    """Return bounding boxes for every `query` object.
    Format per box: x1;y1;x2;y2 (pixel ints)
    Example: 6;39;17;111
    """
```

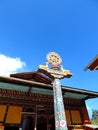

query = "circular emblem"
46;52;62;65
60;120;66;127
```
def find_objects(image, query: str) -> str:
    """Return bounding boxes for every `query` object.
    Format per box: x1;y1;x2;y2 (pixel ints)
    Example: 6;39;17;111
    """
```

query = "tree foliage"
91;118;98;125
91;109;98;125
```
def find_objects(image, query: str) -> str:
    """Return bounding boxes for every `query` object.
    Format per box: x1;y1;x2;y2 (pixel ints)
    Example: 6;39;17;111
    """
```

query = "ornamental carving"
46;52;62;65
38;52;72;79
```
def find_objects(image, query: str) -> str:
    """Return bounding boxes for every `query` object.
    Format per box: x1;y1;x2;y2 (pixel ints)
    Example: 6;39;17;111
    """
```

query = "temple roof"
84;55;98;71
10;71;52;84
0;71;98;100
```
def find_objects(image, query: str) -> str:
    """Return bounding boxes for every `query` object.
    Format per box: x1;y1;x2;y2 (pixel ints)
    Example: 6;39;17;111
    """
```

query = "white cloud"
0;54;26;76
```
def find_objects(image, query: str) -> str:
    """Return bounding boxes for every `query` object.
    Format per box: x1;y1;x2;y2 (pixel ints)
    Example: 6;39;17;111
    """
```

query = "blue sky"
0;0;98;118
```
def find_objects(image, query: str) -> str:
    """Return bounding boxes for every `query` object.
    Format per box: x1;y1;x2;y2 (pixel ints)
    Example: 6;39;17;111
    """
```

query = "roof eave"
84;54;98;71
0;76;98;100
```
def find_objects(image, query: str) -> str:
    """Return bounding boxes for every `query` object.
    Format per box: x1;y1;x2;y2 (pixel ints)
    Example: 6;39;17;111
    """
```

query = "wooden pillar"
80;105;91;124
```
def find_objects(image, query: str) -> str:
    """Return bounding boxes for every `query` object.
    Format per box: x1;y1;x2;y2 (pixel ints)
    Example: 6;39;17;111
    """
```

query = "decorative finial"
38;52;72;79
46;52;62;69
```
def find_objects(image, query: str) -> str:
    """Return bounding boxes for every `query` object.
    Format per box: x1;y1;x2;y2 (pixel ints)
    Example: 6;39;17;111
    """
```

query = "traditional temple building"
0;52;98;130
0;71;98;130
83;54;98;129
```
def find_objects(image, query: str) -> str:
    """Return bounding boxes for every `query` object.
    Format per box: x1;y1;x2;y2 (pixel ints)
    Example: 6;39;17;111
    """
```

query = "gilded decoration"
38;52;72;79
